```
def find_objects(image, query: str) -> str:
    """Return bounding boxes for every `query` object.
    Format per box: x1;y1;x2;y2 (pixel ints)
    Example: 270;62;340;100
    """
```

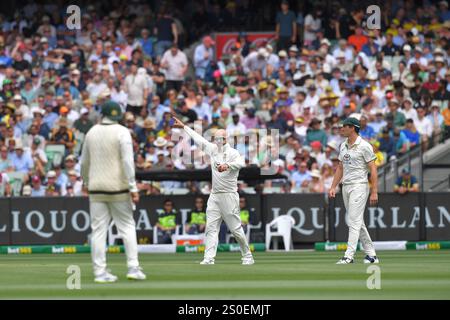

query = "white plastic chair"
265;215;296;251
7;171;26;196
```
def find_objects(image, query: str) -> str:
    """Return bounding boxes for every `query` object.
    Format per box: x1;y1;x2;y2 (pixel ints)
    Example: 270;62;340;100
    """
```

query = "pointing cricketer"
329;117;380;264
81;101;146;283
171;115;254;265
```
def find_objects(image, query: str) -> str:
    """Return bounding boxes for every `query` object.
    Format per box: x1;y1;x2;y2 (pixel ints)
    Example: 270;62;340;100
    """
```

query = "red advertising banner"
214;32;276;60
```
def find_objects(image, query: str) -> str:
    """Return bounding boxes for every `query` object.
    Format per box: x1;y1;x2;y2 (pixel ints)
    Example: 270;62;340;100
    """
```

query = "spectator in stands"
308;169;324;193
73;108;94;134
67;169;83;196
386;99;407;128
154;8;178;59
185;196;206;235
393;128;409;156
291;161;311;190
30;175;45;196
305;118;327;146
155;199;179;244
443;101;450;140
44;170;60;196
394;168;420;194
48;118;75;155
399;98;418;123
0;145;13;172
10;141;33;176
160;43;188;92
372;140;386;167
378;127;395;159
194;36;215;81
359;115;376;141
124;63;149;116
401;119;421;150
414;105;433;150
427;103;444;145
275;0;297;51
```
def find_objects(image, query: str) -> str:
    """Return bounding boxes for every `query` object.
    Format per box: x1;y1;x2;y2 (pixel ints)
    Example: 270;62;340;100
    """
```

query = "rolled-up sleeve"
119;129;138;193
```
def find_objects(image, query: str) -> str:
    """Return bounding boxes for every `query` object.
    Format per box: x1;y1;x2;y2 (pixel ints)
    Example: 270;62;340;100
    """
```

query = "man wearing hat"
81;100;146;282
74;107;94;134
329;117;379;264
12;94;31;119
386;99;406;128
49;117;75;154
10;140;34;175
394;168;419;194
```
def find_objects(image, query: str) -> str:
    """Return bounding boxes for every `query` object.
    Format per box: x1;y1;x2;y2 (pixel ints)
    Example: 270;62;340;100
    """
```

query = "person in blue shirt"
401;119;420;149
394;168;419;194
9;142;34;174
378;127;395;158
138;28;154;58
438;1;450;22
361;32;380;57
275;0;297;51
359;115;376;140
0;46;13;67
291;161;312;189
56;76;80;100
30;175;46;197
42;103;59;132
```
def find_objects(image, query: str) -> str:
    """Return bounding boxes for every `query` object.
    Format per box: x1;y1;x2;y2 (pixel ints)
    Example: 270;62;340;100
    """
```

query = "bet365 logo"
366;5;381;30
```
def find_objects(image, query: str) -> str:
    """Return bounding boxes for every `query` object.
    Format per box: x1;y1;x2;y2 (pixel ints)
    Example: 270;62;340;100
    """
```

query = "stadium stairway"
378;137;450;192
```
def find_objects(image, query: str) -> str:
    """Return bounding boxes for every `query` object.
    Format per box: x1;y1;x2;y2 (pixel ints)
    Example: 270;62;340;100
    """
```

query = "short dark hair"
164;199;173;205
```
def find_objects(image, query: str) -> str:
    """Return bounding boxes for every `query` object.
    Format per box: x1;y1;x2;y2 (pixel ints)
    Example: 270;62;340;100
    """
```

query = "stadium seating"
7;172;26;196
44;144;66;170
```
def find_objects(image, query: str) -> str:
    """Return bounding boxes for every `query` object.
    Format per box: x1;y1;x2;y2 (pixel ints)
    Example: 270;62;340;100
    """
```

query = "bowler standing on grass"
81;101;146;283
171;115;254;265
328;117;380;264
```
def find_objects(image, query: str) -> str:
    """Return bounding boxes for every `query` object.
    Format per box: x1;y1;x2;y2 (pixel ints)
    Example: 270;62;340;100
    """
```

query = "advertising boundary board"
0;193;448;246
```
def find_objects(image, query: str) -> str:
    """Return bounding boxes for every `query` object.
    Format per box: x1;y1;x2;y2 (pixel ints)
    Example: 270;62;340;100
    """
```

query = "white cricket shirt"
338;136;377;185
184;126;245;193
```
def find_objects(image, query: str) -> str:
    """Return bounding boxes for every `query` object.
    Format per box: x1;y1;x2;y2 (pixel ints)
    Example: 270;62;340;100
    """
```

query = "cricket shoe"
200;259;215;265
127;267;146;280
242;257;255;265
94;271;118;283
336;257;354;264
363;255;380;264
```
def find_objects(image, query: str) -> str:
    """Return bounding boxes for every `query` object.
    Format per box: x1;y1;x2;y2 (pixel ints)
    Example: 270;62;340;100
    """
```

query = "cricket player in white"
172;115;254;265
81;101;146;282
329;117;380;264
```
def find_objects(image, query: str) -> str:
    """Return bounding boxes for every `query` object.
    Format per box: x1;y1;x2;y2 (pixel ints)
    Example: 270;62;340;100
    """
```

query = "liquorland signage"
0;193;448;245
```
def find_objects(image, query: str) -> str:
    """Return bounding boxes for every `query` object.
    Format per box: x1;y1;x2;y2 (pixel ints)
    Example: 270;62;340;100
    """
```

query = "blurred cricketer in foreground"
329;117;380;265
81;101;146;283
172;115;254;265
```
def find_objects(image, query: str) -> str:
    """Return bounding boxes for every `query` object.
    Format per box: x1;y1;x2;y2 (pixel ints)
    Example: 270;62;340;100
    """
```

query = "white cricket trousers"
342;184;376;259
204;192;252;261
90;200;139;276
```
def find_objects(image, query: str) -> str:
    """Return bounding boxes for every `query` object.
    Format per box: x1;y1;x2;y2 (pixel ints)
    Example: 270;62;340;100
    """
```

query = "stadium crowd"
0;0;449;197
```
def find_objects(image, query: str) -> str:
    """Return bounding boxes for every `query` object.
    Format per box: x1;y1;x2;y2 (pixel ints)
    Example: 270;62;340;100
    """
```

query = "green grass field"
1;251;449;299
